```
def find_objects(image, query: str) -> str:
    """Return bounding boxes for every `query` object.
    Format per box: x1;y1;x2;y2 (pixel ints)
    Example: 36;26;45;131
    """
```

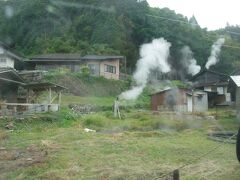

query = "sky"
147;0;240;30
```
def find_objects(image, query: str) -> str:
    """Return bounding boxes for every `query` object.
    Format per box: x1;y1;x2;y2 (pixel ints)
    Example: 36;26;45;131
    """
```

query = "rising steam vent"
120;38;171;100
205;38;225;69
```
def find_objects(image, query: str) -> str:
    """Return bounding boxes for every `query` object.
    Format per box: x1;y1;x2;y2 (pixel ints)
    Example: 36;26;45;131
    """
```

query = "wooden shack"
150;88;208;112
0;69;66;116
0;44;66;116
0;68;25;103
190;69;230;107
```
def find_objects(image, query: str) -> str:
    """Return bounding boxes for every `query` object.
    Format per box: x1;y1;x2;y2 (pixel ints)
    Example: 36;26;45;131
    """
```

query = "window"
217;87;224;95
0;58;6;63
88;64;98;75
104;64;116;74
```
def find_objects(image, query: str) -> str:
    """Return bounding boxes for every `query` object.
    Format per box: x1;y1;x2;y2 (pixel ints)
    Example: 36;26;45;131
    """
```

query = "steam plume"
205;38;225;69
180;46;201;76
120;38;171;100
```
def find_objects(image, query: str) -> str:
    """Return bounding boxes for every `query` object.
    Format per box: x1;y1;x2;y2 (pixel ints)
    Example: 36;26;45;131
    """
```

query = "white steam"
120;38;171;100
205;38;225;69
180;46;201;76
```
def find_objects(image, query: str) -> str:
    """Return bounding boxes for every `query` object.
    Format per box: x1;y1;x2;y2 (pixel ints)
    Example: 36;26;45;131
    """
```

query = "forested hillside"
0;0;240;75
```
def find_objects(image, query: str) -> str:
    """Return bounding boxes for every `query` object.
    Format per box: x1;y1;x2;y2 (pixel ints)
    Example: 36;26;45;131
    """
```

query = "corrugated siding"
151;93;165;111
151;89;187;111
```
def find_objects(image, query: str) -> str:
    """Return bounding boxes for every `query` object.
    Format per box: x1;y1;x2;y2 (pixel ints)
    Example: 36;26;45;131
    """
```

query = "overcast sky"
147;0;240;30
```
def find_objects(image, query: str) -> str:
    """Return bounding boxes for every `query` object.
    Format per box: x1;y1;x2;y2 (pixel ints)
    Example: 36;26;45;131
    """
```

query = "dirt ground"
0;145;47;176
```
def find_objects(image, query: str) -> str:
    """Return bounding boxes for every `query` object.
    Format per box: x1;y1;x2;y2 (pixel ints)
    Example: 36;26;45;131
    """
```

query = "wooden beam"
0;77;25;85
58;92;62;110
26;88;30;103
4;103;57;106
48;87;52;104
50;94;58;104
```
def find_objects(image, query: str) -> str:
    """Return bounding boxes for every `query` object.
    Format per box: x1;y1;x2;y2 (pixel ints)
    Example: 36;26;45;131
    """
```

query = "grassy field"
61;95;116;107
1;106;240;179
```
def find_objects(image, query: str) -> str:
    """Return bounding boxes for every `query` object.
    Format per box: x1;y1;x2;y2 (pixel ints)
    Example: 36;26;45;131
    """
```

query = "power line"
147;14;240;50
157;133;237;179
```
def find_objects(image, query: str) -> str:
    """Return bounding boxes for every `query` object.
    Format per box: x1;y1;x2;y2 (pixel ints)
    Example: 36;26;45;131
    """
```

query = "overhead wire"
146;14;198;26
156;133;237;179
146;14;240;50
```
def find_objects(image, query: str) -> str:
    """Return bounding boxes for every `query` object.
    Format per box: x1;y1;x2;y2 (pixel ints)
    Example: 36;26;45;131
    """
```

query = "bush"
82;114;106;129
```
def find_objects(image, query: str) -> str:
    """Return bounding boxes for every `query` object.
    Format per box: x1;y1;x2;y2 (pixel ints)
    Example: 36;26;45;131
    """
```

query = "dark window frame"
104;64;116;74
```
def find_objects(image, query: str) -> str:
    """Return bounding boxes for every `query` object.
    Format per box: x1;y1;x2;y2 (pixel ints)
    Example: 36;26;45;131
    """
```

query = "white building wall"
0;56;15;68
187;91;208;112
194;93;208;112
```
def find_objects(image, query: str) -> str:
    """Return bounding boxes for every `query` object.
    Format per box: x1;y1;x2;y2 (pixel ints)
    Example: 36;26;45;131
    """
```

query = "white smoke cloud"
205;38;225;69
120;38;171;100
180;46;201;76
120;86;144;100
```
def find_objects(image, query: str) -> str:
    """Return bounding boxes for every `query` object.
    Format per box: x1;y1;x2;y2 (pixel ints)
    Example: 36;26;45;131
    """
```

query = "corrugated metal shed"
230;76;240;87
150;88;208;112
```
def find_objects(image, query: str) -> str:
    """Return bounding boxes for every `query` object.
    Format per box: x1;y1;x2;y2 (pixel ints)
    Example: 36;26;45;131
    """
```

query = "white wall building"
0;45;23;69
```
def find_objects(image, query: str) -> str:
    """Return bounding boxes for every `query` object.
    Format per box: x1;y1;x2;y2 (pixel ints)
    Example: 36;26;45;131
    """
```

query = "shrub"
82;114;106;129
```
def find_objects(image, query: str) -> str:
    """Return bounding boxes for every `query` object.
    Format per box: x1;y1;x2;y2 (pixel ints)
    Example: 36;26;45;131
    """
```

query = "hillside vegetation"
44;70;130;97
0;0;240;75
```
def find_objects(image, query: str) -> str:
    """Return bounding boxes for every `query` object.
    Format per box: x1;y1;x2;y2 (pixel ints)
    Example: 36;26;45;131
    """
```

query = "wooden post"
48;87;52;104
26;88;30;103
58;91;62;111
114;100;118;118
192;89;194;114
114;98;121;119
124;56;127;74
173;169;180;180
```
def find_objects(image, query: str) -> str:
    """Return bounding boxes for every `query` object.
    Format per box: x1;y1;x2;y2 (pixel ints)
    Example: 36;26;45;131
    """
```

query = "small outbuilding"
150;88;208;112
190;69;230;107
0;43;67;116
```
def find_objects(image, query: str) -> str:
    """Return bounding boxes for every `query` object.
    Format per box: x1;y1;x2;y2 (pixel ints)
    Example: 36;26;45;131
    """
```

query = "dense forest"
0;0;240;76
